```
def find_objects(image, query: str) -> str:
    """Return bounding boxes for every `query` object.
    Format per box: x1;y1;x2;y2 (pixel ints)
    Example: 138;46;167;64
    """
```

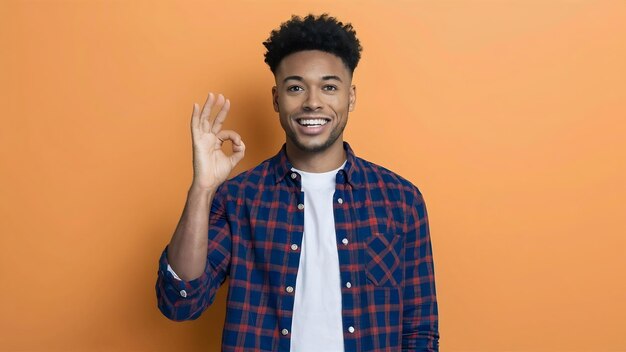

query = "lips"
293;116;331;136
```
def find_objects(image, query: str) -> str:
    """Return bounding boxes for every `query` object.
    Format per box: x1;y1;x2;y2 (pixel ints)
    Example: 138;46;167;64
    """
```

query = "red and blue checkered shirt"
156;142;439;351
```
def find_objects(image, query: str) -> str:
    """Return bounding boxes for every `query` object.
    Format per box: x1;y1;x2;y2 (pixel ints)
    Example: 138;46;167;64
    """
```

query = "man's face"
272;50;356;154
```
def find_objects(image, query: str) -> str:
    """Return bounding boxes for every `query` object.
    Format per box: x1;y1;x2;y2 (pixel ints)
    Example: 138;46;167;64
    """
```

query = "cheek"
278;95;299;111
320;94;339;107
331;94;351;111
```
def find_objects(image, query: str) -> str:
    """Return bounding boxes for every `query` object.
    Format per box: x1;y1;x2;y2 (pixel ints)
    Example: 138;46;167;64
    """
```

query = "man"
156;14;439;351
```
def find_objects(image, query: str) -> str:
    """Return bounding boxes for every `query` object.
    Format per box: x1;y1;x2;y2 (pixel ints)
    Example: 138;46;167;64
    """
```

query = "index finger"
211;98;230;134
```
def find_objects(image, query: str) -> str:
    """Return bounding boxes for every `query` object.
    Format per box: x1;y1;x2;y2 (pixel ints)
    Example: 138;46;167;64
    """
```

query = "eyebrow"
282;75;343;83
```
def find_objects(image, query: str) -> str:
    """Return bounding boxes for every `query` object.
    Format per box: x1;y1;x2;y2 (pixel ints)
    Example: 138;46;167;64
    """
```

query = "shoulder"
354;155;425;205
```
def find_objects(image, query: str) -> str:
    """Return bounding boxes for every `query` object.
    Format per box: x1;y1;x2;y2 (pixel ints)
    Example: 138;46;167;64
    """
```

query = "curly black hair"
263;14;362;75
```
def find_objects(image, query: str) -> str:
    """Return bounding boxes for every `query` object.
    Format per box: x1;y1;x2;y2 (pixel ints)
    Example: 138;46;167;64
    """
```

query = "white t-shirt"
290;164;345;352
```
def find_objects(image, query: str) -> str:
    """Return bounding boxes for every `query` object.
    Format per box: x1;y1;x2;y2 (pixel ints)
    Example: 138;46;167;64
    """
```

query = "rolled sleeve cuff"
158;246;211;299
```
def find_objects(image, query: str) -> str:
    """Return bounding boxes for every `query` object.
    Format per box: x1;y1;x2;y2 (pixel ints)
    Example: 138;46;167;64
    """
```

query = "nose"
302;90;322;111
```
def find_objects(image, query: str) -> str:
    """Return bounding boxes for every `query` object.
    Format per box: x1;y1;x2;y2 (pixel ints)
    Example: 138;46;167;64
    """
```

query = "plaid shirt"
156;142;439;351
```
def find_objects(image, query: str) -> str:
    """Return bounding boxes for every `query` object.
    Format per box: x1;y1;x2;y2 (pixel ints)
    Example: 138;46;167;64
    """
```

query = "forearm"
166;184;216;281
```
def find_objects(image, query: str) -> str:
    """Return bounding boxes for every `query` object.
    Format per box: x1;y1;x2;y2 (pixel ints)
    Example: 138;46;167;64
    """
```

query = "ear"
348;85;356;112
272;86;279;112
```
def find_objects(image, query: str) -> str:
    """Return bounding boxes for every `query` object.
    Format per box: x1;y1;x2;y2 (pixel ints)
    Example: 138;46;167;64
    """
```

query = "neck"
286;139;346;173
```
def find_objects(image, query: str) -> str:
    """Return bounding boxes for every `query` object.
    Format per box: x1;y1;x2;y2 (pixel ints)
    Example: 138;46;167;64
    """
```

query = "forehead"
275;50;350;81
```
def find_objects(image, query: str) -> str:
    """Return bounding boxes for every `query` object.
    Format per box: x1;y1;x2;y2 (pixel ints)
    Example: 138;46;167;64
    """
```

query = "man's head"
263;14;362;155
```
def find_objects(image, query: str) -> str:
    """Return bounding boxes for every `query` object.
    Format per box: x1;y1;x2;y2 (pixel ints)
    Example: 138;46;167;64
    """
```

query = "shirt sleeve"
155;184;232;321
402;188;439;351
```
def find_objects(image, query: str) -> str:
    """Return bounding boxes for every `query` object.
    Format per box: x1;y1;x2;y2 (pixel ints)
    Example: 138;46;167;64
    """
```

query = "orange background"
1;1;625;351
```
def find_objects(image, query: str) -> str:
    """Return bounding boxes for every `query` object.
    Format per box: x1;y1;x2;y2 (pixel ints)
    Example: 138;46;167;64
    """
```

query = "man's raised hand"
190;92;245;191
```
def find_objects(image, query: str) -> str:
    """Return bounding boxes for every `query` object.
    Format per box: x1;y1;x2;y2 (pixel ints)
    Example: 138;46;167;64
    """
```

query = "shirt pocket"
365;232;403;287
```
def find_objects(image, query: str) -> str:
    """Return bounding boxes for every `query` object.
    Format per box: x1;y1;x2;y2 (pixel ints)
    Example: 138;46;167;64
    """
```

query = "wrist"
188;182;218;196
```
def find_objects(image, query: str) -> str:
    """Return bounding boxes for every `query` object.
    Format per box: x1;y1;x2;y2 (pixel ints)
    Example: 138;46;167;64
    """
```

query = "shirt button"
290;172;297;179
297;203;304;210
348;326;355;333
281;328;289;336
337;198;344;204
346;282;352;288
286;286;294;293
341;238;349;245
290;243;298;251
179;289;187;298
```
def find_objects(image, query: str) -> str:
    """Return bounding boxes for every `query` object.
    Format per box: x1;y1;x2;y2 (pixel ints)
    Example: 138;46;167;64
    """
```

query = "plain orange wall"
1;1;625;351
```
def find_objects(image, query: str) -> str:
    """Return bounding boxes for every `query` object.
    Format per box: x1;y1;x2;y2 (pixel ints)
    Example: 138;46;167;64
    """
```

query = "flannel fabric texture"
156;142;439;351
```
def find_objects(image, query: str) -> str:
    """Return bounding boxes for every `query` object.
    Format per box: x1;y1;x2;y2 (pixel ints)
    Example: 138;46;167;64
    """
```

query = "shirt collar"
271;141;363;187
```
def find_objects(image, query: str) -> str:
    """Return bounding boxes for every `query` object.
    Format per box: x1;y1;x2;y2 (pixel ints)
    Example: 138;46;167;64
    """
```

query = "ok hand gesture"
190;92;245;191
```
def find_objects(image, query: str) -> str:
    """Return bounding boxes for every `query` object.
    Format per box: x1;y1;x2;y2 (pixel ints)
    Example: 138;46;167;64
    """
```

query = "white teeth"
298;118;328;126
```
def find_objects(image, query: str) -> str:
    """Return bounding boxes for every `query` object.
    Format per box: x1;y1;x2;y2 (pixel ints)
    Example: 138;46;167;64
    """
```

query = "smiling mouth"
296;118;330;127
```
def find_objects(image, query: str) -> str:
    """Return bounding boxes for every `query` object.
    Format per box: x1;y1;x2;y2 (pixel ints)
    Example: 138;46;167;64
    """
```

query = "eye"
323;85;338;91
287;85;303;92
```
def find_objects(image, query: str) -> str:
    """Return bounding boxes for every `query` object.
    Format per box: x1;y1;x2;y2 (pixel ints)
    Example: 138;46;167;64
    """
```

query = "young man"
156;14;439;352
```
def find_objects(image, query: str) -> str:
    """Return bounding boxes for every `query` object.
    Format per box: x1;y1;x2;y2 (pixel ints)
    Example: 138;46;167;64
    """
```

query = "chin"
294;141;329;153
291;136;340;154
